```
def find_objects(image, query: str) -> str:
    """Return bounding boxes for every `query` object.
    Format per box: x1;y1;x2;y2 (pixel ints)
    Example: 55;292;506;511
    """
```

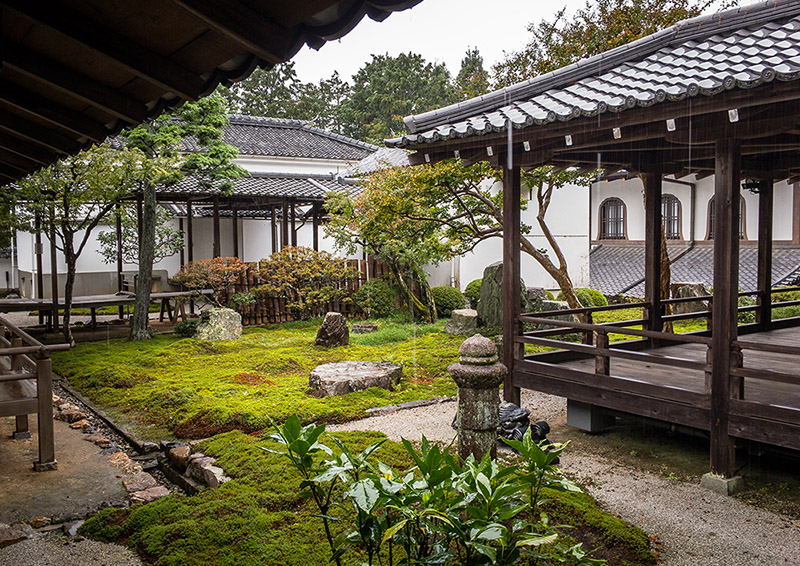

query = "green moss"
80;430;653;566
541;488;656;566
53;321;461;439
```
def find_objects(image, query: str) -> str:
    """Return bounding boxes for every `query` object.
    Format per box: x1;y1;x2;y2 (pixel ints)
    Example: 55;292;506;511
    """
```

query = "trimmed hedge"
353;278;396;318
432;286;466;317
464;278;482;307
558;288;608;307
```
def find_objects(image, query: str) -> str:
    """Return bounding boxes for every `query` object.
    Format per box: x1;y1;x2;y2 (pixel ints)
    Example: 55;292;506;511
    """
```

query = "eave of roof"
387;0;800;149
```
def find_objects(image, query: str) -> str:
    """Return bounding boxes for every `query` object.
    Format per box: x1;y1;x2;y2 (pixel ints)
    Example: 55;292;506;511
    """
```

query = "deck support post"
116;205;124;319
11;337;30;439
756;179;773;331
270;205;278;253
33;354;57;471
502;165;521;405
232;209;239;259
290;200;297;247
212;196;221;258
187;200;194;315
644;171;663;339
281;199;289;249
34;214;44;326
48;209;59;333
709;138;740;481
312;202;320;251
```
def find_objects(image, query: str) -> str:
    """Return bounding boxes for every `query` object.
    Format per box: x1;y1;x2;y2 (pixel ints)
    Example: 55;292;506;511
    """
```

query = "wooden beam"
35;214;44;325
49;216;59;332
644;172;663;336
3;41;148;124
502;166;522;405
0;131;57;165
186;200;194;263
281;199;289;249
5;0;204;100
0;108;82;155
710;138;740;479
290;200;297;247
756;180;773;331
0;149;40;173
171;0;299;65
0;81;108;141
270;205;277;254
312;203;320;251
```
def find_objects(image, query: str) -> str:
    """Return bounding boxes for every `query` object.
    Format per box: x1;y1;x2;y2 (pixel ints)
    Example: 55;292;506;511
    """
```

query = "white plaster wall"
590;175;796;242
235;155;355;176
458;180;590;290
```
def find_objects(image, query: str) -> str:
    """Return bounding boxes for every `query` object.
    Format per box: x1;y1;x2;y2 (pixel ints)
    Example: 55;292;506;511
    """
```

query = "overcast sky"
291;0;588;84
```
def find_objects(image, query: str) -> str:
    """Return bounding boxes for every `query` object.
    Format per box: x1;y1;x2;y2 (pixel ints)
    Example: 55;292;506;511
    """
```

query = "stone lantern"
447;334;507;461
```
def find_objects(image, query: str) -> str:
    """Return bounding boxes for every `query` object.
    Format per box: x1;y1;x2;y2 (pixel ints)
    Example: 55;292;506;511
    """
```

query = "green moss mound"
80;430;655;566
557;288;608;307
431;286;465;317
464;278;482;307
52;321;460;440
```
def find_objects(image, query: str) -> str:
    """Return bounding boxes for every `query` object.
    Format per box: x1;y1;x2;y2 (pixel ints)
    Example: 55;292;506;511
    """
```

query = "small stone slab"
0;523;37;548
130;486;171;505
122;472;158;492
168;445;192;472
187;455;229;488
444;309;478;335
352;322;379;334
309;361;402;397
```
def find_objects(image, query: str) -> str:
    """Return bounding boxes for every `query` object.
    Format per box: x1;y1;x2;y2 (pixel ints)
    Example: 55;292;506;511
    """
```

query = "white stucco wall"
591;175;797;242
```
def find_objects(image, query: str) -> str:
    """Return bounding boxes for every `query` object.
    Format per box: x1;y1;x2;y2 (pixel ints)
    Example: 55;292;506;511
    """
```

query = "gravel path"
329;391;800;566
0;535;142;565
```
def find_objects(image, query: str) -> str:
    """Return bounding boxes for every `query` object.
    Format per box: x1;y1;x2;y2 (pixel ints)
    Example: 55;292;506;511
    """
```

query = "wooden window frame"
598;197;627;240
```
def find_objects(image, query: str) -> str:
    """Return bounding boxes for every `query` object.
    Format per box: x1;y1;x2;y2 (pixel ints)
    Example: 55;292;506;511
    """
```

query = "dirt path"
328;392;800;566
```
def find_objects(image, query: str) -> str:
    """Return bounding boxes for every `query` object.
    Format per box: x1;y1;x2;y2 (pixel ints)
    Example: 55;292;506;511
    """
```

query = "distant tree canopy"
492;0;718;87
341;53;458;144
456;47;491;100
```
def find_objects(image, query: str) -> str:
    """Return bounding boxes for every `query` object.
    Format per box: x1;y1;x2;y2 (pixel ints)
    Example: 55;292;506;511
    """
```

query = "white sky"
292;0;588;84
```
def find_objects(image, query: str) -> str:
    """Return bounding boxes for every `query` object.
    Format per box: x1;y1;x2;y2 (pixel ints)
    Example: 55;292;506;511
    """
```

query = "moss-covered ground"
53;319;463;440
79;430;656;566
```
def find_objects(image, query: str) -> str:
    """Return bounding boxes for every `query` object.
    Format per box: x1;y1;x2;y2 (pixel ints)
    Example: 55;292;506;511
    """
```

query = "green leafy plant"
432;286;466;317
170;257;249;308
353;278;397;318
228;292;256;311
173;320;198;338
557;288;607;308
254;246;358;320
266;416;604;566
465;278;482;308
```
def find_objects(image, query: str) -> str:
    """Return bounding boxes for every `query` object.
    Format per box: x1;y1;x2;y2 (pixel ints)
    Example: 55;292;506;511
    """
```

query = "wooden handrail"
733;340;800;355
518;315;713;345
524;301;647;318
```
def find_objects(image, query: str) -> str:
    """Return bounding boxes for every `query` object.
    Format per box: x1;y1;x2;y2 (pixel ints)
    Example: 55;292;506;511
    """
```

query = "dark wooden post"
710;139;740;479
756;180;773;331
594;330;610;376
232;209;239;259
502;165;521;405
34;353;57;471
312;202;320;251
290;200;297;247
34;214;44;325
270;205;277;253
116;205;124;318
11;336;29;439
48;215;59;332
212;196;221;258
186;200;194;315
644;171;663;337
281;199;289;249
178;218;185;267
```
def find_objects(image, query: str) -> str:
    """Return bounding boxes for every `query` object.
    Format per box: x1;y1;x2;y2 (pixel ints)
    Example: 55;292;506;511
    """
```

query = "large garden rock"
309;361;402;397
476;263;538;328
670;282;710;315
527;300;580;331
187;454;230;488
315;312;349;347
352;322;379;334
195;307;242;341
445;309;478;335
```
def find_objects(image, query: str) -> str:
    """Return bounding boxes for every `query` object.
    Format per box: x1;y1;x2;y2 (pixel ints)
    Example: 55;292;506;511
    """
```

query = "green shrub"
431;286;465;317
174;320;198;337
353;278;396;318
464;278;482;307
738;294;757;324
545;289;555;300
557;288;608;307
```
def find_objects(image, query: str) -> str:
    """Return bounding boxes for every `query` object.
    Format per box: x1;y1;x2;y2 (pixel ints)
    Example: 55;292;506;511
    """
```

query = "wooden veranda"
386;2;800;479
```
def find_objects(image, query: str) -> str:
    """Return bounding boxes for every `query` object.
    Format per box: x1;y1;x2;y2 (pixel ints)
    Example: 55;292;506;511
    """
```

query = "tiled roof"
591;243;800;296
158;172;360;200
182;115;378;161
346;147;411;175
387;0;800;148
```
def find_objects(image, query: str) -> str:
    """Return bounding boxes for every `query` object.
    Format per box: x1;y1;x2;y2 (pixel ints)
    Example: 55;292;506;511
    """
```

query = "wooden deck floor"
558;326;800;410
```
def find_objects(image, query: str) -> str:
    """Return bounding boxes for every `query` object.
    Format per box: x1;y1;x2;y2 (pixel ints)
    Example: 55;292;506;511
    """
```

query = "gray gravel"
0;535;142;565
330;390;800;566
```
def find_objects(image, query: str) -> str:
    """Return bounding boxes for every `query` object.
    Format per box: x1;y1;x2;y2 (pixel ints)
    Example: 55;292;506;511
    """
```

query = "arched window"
661;194;681;239
707;197;745;240
599;198;626;240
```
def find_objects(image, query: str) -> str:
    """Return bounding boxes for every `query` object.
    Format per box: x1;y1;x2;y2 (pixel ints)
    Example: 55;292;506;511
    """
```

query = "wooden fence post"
34;354;57;471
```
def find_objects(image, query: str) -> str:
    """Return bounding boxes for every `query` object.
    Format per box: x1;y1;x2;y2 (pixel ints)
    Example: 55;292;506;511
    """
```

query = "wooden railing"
0;316;70;471
513;292;800;450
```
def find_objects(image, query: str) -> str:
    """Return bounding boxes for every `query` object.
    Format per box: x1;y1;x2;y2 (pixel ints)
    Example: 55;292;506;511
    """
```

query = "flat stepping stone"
309;361;402;397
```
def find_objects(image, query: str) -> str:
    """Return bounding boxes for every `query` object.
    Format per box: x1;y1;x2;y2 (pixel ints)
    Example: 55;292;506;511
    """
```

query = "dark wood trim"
793;182;800;245
312;203;320;251
281;199;289;250
34;214;44;325
710;138;740;478
212;196;220;258
290;200;297;247
756;180;773;330
0;108;81;155
48;216;58;332
270;205;277;254
186;200;194;263
232;209;239;259
644;172;663;335
178;218;185;268
502;165;522;405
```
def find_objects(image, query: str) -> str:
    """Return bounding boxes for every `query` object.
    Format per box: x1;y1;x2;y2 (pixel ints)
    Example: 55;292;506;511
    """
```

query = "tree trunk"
62;236;76;344
129;184;157;341
660;223;674;333
388;259;435;323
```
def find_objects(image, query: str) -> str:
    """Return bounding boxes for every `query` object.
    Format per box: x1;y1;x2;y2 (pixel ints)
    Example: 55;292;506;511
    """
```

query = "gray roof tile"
158;172;359;200
388;1;800;148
